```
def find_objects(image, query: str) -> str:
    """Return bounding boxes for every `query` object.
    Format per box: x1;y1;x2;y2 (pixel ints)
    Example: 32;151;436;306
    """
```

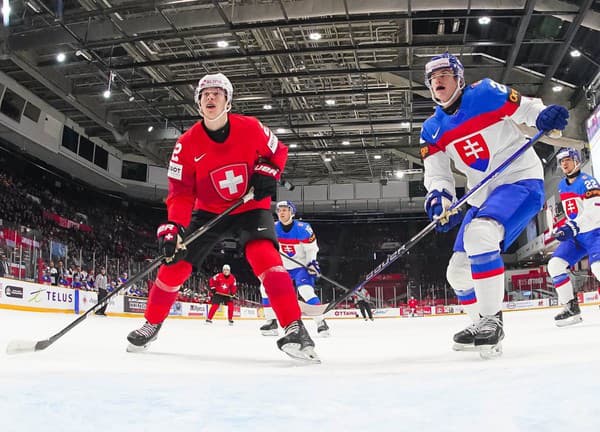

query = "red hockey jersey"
209;272;237;296
165;114;287;227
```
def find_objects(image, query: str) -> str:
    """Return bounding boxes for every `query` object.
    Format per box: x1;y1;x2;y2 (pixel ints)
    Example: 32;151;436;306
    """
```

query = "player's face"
559;156;576;174
277;206;292;224
430;68;459;103
200;87;228;120
223;268;230;276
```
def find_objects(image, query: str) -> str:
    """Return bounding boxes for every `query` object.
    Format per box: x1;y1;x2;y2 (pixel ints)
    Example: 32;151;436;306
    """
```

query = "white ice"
1;307;599;432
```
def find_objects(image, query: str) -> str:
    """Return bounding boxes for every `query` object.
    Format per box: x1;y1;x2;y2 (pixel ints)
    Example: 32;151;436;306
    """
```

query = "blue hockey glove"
536;105;569;132
307;260;321;276
553;220;579;242
425;189;462;233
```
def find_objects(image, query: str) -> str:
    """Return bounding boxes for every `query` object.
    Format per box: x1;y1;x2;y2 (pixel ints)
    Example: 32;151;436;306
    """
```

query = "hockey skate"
228;320;234;326
474;311;504;360
277;320;321;363
205;319;212;325
316;319;330;338
126;321;162;353
554;297;583;327
452;321;480;352
260;319;279;336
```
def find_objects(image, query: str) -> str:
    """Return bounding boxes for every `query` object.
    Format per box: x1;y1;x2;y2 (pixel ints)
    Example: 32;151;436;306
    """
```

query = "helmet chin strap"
565;164;581;178
430;78;464;108
200;102;232;124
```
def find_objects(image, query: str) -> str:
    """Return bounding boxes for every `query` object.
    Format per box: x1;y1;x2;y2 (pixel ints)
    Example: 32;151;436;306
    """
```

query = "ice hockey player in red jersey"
408;296;418;317
206;264;237;325
126;73;319;362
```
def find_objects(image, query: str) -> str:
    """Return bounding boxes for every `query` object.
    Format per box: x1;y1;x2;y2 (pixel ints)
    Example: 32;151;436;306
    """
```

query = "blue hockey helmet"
425;52;465;107
556;147;580;166
276;200;296;215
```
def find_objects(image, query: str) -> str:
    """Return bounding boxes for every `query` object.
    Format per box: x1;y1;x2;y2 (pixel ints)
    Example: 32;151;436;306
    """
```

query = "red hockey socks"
262;270;301;328
227;301;234;321
144;284;179;324
207;303;220;320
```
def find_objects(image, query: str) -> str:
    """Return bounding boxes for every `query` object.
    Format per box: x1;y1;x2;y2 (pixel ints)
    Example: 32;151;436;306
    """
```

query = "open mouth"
435;85;445;91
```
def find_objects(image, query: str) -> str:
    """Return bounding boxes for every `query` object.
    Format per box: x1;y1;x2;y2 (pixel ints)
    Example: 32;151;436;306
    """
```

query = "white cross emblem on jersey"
463;139;485;159
219;170;244;194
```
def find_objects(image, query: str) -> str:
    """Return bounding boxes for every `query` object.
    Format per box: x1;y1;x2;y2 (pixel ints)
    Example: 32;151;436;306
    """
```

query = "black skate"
277;320;321;363
554;297;582;327
316;319;330;338
473;311;504;359
205;319;212;325
452;322;480;352
228;320;234;326
260;319;279;336
126;321;162;353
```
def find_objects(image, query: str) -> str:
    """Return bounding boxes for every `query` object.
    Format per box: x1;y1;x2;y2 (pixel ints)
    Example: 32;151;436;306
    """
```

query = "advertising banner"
124;296;147;314
0;278;74;311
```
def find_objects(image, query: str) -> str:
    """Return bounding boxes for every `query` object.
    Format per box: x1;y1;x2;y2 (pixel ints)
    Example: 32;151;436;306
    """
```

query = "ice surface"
1;307;599;432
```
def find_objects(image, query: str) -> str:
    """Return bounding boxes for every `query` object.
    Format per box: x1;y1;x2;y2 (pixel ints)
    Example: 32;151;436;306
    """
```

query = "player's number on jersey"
172;142;183;162
488;80;508;94
585;179;599;190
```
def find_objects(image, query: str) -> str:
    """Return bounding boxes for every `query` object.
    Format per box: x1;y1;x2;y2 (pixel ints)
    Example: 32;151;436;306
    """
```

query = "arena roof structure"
0;0;599;183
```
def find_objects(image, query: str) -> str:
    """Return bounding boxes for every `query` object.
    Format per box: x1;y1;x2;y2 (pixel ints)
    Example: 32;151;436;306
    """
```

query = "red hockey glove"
156;221;187;265
249;162;279;200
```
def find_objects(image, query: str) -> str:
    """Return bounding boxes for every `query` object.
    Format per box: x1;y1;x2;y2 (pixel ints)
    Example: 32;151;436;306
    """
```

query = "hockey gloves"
425;189;462;233
307;260;321;276
553;220;579;242
250;162;279;200
536;105;569;133
156;221;187;265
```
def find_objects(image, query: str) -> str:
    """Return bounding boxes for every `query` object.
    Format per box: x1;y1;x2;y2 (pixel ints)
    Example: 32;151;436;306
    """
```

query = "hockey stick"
6;190;255;355
277;252;370;316
321;129;548;314
545;204;556;240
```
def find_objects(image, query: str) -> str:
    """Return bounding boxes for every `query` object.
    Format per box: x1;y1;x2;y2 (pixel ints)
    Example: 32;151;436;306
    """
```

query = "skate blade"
317;330;331;338
477;343;503;360
261;330;279;336
280;343;321;364
126;343;150;353
555;315;583;327
452;343;478;352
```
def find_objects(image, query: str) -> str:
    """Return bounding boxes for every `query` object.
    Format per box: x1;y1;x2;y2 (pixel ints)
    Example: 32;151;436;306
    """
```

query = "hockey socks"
469;250;504;316
263;269;301;328
144;283;179;324
552;273;574;304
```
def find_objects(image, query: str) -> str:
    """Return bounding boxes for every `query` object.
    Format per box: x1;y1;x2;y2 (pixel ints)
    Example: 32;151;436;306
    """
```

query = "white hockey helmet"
195;73;233;105
222;264;231;271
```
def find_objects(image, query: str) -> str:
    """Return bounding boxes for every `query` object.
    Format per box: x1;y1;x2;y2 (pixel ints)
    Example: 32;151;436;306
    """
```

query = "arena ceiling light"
478;16;491;25
552;85;563;92
325;99;336;106
147;126;154;132
263;104;272;110
570;49;581;58
102;89;111;99
323;157;332;162
56;52;66;62
276;128;287;134
289;144;298;148
217;40;229;48
373;155;382;160
341;140;350;145
309;32;322;41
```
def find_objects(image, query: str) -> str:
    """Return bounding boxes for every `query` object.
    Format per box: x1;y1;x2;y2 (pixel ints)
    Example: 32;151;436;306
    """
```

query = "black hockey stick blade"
5;191;254;355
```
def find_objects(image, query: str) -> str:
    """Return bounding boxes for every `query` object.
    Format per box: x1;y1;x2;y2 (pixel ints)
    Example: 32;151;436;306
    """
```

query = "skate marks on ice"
2;308;600;432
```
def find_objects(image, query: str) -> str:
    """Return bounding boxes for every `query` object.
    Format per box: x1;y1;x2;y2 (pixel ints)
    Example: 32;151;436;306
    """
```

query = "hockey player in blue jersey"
420;52;569;357
260;201;330;337
547;148;600;327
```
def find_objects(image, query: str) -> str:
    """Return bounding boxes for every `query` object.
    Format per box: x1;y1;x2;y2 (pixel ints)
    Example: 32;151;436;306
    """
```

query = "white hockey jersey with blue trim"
420;78;545;207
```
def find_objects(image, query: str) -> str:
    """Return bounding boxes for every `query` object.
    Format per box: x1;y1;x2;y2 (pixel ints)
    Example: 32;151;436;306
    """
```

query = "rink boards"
1;277;599;320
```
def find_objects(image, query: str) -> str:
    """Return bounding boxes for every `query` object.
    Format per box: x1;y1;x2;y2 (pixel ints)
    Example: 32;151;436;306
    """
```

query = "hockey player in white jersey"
260;201;330;337
420;52;569;357
547;148;600;326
